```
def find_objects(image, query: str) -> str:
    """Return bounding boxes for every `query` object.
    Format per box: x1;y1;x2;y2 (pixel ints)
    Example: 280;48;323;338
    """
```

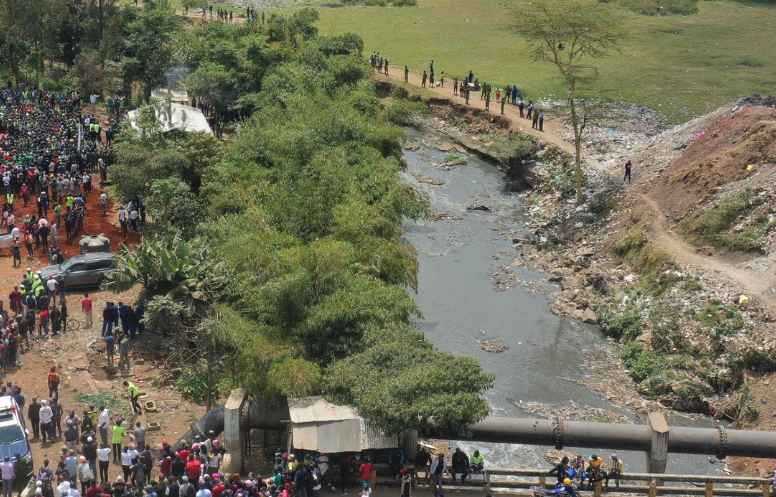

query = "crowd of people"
548;454;624;495
370;56;547;130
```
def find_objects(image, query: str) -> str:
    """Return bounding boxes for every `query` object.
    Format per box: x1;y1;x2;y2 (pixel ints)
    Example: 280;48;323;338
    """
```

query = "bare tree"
515;0;624;202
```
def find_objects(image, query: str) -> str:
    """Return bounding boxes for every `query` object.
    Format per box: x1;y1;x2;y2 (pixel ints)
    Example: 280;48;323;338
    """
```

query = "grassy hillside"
316;0;776;122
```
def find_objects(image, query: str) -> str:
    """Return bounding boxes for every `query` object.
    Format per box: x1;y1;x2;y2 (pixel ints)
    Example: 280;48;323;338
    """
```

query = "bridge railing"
411;468;772;497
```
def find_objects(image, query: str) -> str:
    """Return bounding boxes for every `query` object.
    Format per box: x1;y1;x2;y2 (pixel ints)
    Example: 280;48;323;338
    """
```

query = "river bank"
399;108;725;474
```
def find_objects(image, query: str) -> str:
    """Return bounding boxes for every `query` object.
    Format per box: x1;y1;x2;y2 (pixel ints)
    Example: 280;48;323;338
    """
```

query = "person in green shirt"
112;420;125;463
123;381;142;415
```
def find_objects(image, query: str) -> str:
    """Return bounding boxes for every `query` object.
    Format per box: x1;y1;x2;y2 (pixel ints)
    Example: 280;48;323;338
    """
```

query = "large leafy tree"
122;5;178;101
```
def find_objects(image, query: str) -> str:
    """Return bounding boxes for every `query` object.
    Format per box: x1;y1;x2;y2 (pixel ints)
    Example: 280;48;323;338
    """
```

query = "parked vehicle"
37;252;116;289
0;396;33;490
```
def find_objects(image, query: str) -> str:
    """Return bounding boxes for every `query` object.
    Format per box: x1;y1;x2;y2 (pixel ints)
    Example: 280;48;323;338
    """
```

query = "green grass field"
316;0;776;123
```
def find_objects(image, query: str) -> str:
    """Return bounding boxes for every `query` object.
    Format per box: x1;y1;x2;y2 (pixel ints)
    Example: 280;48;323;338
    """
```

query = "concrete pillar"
402;429;418;463
647;412;669;474
221;388;247;474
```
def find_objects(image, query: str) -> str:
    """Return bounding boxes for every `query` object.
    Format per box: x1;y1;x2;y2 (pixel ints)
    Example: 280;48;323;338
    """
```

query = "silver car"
38;252;116;289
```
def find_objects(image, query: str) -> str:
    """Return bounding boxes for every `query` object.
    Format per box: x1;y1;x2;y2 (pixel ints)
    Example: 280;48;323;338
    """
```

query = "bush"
600;306;643;341
622;342;665;382
383;99;427;126
681;190;769;253
613;227;647;257
175;367;211;403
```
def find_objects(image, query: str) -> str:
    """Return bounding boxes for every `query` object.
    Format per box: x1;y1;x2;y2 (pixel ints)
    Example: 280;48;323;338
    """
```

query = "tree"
515;0;623;202
122;6;178;101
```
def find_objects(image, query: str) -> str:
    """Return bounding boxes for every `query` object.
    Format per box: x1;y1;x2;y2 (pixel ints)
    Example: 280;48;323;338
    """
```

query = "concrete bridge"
195;390;776;476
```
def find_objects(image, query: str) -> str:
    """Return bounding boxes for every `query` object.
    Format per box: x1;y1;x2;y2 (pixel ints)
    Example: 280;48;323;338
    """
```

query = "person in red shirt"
212;480;225;497
160;456;172;479
359;459;374;488
177;447;190;462
185;454;202;481
82;294;93;329
9;287;22;315
86;482;104;497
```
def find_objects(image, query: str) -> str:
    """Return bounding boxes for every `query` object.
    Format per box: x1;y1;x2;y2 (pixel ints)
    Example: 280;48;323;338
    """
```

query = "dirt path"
639;193;776;313
381;67;577;156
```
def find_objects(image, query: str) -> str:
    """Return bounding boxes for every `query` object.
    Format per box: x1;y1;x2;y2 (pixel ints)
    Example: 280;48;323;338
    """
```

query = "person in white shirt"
39;400;54;443
98;407;110;446
1;456;15;497
120;446;138;482
97;444;111;484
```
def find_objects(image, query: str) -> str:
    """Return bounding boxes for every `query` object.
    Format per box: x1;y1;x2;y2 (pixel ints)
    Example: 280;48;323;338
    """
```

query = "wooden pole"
705;481;714;497
648;479;658;497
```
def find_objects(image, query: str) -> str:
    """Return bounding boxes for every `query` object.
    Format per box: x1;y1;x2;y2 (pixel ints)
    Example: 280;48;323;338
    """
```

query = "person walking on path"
624;160;632;184
105;333;115;367
119;334;130;374
532;110;539;129
422;71;427;88
539;112;545;132
124;381;142;415
81;293;92;329
500;96;506;116
404;65;409;83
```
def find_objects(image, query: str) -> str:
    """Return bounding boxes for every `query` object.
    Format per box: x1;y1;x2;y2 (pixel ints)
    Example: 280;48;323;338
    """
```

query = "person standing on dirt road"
28;398;41;440
404;66;409;83
119;334;130;374
98;405;109;446
0;457;14;497
81;294;93;329
624;160;632;184
111;420;125;464
422;71;427;88
39;399;53;443
47;366;60;398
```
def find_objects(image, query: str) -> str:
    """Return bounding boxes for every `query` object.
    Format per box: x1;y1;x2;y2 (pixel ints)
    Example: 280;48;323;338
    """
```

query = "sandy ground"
0;176;205;481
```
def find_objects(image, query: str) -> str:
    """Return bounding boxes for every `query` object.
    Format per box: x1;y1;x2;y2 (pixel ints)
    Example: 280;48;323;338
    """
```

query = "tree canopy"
4;4;494;434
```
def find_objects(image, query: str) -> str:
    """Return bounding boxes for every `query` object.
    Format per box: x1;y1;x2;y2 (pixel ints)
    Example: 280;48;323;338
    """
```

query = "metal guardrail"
409;468;772;497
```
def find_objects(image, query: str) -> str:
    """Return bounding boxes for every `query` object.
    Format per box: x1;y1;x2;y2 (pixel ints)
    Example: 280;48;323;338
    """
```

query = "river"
401;127;720;474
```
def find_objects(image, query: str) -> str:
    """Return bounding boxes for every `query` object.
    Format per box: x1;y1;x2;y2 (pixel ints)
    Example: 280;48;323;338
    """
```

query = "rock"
548;275;563;283
467;204;491;212
436;142;455;152
582;308;598;323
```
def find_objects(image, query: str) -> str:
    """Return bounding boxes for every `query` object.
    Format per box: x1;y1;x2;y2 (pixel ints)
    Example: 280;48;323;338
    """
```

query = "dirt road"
639;193;776;313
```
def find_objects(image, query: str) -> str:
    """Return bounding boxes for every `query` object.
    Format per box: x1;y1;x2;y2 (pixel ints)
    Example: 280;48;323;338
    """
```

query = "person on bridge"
429;453;446;497
470;450;484;473
548;456;570;484
451;447;469;484
606;454;623;489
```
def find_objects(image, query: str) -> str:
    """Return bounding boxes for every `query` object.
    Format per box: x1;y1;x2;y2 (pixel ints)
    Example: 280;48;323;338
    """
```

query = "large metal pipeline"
460;417;776;459
183;399;776;463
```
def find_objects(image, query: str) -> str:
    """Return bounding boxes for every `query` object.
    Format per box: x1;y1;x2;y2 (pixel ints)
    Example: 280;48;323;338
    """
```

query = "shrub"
600;306;643;341
681;190;769;253
622;342;665;382
175;367;211;403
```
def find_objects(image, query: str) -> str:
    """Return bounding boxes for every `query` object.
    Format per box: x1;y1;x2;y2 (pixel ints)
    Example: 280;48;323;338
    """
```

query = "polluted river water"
401;127;720;474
